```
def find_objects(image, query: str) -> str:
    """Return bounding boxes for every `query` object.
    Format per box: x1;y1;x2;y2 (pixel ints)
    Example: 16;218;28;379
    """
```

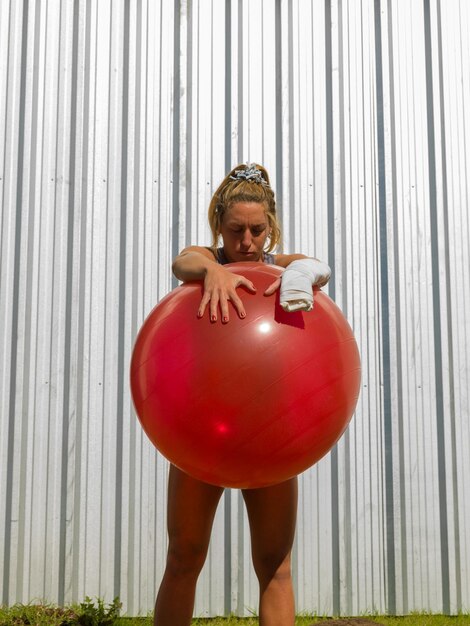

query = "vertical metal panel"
1;0;469;617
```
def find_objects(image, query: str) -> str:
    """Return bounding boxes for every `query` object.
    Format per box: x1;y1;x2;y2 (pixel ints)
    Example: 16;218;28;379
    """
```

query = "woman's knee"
252;549;293;584
164;539;209;579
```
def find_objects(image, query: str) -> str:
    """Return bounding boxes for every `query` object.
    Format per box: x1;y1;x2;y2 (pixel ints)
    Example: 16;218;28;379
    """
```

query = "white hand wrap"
280;258;331;312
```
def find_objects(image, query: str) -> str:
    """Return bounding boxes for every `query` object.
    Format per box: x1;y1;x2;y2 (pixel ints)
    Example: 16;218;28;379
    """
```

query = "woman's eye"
229;226;265;236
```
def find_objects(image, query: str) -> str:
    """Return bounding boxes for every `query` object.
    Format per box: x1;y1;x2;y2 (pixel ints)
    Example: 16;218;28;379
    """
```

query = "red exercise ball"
130;263;361;488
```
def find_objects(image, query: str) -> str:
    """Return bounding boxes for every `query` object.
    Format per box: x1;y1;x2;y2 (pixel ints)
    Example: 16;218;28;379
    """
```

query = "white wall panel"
1;0;469;617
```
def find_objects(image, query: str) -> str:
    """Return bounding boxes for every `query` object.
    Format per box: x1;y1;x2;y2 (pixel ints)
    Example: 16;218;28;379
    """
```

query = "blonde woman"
154;163;331;626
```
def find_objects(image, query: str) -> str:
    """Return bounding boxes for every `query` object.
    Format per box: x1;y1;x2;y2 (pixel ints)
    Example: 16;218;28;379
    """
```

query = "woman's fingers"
225;277;256;320
209;293;221;322
236;277;257;293
197;291;211;319
227;292;246;320
199;274;257;322
209;288;244;322
263;277;281;296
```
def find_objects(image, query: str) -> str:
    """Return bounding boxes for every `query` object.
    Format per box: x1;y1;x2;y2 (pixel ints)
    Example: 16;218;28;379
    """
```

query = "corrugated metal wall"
1;0;469;617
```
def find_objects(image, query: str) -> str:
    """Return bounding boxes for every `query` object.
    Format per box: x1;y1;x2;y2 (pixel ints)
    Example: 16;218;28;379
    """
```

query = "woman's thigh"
166;465;225;558
241;477;298;570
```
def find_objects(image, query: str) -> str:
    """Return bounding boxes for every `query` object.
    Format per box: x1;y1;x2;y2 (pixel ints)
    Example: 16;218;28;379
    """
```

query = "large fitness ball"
130;263;361;488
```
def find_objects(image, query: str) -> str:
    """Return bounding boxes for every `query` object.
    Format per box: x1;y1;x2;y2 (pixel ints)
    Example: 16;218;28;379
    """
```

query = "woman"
154;163;330;626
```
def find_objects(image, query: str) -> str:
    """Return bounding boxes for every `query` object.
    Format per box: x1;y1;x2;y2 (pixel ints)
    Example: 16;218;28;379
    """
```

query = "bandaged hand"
280;258;331;312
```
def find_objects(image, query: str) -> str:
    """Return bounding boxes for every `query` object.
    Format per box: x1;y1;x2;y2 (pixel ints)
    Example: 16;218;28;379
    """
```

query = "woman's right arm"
172;246;218;281
172;247;256;322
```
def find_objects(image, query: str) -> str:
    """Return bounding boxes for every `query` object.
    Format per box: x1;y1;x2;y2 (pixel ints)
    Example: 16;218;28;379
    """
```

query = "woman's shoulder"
177;245;217;261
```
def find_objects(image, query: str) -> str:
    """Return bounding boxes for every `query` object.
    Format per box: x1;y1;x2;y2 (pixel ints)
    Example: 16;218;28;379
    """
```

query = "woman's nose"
241;229;252;247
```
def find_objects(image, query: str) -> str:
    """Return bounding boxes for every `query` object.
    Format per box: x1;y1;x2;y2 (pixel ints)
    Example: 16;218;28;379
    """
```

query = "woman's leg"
154;465;224;626
242;477;298;626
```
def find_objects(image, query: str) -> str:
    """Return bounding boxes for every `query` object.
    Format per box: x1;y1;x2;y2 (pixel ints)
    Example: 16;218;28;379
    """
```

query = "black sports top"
215;248;276;265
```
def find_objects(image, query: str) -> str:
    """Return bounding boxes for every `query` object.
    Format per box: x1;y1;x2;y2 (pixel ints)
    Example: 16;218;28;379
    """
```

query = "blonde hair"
208;163;282;253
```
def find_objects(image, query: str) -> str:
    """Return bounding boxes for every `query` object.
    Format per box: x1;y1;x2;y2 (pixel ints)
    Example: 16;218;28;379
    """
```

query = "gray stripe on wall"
127;0;144;611
171;0;181;288
386;0;408;612
71;0;92;601
275;0;283;221
236;490;245;616
114;0;132;600
435;0;461;610
15;0;41;601
58;0;80;606
423;0;449;613
3;0;29;604
225;0;232;172
324;0;335;293
374;0;395;613
237;0;243;161
287;0;295;253
185;0;193;248
337;4;353;609
324;0;341;614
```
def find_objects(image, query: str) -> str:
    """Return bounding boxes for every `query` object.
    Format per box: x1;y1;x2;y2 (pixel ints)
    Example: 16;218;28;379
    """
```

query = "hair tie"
229;163;269;186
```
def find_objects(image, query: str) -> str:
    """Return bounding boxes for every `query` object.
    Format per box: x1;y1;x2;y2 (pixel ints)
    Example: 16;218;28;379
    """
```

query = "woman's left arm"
264;254;331;298
273;253;308;268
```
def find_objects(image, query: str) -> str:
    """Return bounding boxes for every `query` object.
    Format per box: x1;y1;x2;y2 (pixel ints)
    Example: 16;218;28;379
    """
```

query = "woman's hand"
198;264;257;322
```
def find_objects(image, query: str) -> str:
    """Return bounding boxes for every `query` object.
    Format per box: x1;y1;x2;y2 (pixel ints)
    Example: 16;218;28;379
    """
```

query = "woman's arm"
273;253;308;268
265;254;331;305
172;246;218;281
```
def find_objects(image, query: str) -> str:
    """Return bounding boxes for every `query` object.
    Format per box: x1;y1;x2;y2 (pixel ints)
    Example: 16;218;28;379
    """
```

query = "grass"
0;613;464;625
0;602;469;626
186;617;470;626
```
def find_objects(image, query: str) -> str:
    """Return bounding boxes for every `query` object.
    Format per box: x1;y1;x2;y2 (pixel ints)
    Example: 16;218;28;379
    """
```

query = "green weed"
0;597;121;626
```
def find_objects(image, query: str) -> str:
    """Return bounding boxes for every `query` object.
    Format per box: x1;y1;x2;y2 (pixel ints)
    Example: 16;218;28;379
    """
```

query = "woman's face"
219;201;271;263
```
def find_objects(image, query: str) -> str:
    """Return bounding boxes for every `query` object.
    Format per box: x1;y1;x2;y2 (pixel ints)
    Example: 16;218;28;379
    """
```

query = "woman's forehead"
225;201;267;222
